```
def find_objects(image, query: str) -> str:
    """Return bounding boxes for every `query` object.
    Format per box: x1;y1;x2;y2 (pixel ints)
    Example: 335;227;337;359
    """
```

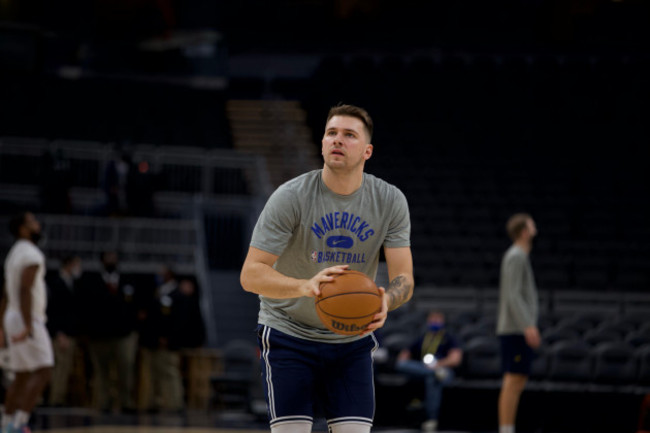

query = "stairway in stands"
226;100;321;189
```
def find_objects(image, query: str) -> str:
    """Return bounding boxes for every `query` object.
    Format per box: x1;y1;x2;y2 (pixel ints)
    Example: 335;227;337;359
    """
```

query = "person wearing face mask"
45;255;82;406
138;265;186;413
77;251;137;413
396;310;463;432
0;212;53;433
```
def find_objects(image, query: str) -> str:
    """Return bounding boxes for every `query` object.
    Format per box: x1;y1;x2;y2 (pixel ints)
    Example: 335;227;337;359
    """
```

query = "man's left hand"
360;286;388;336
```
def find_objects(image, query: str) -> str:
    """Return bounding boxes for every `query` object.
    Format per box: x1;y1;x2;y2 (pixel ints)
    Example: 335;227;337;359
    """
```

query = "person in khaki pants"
140;266;205;412
77;252;138;413
46;255;83;406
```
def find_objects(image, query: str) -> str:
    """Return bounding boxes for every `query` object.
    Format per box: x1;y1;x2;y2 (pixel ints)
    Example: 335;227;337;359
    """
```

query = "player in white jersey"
0;212;54;433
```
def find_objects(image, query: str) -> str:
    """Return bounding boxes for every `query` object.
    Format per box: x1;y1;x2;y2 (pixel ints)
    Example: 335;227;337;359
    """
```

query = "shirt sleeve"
384;187;411;248
503;254;536;329
250;186;300;256
18;244;42;269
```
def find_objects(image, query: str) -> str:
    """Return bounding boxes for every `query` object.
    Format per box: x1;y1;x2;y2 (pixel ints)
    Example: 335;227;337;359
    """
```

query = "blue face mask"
428;322;444;332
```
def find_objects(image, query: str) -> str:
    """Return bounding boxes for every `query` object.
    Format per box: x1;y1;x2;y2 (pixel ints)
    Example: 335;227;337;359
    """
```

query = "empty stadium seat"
625;330;650;349
462;336;501;379
458;324;493;345
591;342;637;385
547;341;593;383
210;339;262;413
380;332;413;354
635;345;650;385
542;327;581;346
583;329;621;347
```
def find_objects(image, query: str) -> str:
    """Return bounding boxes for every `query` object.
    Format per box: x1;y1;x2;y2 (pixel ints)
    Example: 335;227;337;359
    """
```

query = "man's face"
526;218;538;239
102;252;118;272
427;312;445;327
22;212;42;243
321;115;372;171
70;258;82;278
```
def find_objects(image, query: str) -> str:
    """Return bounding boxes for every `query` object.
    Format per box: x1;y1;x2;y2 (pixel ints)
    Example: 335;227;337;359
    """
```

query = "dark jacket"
140;279;205;350
46;271;80;337
77;271;138;339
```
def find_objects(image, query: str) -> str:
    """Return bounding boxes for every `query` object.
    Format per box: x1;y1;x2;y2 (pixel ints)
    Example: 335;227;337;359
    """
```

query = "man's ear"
364;144;373;160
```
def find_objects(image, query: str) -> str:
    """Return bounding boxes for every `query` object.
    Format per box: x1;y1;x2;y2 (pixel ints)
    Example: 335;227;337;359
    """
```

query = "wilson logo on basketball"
330;320;367;333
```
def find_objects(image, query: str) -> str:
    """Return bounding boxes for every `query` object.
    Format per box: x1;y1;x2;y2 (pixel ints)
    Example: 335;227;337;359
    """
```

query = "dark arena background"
1;1;650;433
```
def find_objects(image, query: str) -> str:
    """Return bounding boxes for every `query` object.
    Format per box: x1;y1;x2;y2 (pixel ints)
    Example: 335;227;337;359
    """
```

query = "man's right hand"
299;265;349;297
11;327;32;343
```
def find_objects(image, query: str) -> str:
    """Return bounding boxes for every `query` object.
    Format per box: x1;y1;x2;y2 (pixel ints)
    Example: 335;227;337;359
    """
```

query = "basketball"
315;270;382;335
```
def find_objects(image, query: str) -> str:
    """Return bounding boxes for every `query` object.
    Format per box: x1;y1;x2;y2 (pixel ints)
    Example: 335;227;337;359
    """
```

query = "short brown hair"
326;103;373;142
506;213;532;241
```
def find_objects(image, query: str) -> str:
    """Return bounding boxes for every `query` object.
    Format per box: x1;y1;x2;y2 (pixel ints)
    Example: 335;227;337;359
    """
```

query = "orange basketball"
315;270;382;335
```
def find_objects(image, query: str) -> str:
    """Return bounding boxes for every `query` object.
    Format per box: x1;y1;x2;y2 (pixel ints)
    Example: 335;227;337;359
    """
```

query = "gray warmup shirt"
496;245;539;335
250;169;411;343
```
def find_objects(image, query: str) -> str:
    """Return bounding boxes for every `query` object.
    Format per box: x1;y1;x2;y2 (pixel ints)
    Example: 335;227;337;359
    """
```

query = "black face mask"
30;231;42;244
104;263;117;273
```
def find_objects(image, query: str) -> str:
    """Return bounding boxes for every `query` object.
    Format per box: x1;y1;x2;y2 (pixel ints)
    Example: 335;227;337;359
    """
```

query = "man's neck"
514;239;531;254
321;166;364;195
17;235;32;244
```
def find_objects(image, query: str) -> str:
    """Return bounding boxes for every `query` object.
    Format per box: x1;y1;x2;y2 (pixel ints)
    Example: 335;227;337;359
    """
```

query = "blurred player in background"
496;213;541;433
0;212;54;433
240;104;414;433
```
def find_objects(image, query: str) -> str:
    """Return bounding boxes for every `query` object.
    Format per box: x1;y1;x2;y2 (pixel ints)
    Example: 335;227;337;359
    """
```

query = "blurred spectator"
138;265;187;412
77;251;138;413
396;310;463;433
126;158;156;217
40;147;73;214
176;278;206;349
45;255;82;406
102;145;133;217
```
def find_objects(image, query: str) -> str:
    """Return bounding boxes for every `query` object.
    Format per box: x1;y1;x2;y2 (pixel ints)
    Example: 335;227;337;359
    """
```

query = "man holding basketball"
241;104;414;433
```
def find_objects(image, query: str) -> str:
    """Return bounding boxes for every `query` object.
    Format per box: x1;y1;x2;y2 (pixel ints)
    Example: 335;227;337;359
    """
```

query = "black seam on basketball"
317;291;380;301
316;304;379;320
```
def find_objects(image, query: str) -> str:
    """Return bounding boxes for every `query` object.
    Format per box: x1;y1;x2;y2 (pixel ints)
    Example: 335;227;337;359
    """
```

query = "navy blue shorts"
499;334;535;375
257;324;378;429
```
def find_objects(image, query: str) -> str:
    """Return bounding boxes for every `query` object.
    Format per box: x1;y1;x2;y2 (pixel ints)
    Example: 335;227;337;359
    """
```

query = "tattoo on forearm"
386;275;413;311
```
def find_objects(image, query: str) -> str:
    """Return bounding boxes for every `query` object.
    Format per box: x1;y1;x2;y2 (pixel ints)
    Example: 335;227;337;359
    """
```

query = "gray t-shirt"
250;169;411;343
496;245;539;335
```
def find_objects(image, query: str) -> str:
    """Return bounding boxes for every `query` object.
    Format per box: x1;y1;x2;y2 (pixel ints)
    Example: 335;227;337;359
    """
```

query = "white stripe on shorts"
261;325;276;419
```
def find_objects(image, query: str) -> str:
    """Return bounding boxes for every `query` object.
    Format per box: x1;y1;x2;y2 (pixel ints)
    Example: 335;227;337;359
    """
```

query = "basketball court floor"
28;408;484;433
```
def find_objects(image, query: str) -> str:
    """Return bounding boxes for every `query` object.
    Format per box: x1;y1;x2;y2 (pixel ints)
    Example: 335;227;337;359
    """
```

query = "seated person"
396;310;463;432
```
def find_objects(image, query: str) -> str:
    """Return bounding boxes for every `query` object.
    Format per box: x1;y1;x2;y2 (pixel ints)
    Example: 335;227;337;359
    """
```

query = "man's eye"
346;133;355;138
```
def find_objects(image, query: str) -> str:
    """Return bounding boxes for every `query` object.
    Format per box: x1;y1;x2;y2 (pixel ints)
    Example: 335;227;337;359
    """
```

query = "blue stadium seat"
591;342;637;385
547;340;593;383
635;345;650;385
462;336;501;379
